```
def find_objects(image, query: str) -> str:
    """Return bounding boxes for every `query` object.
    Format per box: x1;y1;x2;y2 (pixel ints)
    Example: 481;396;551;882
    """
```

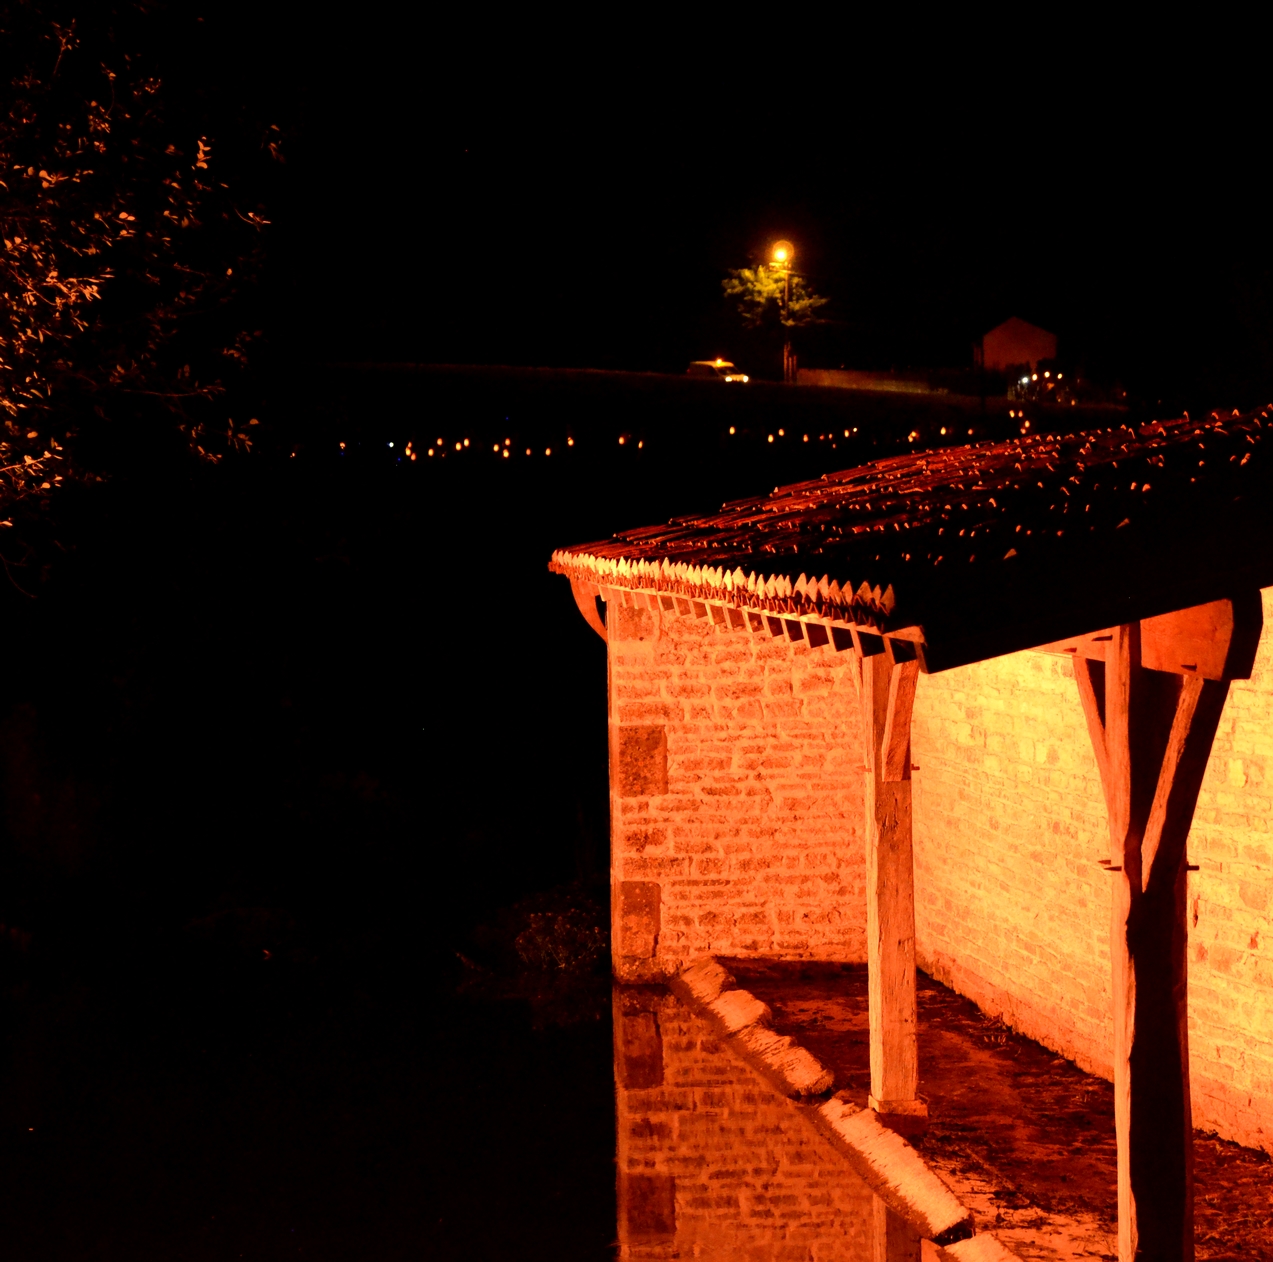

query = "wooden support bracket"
881;640;919;784
569;578;607;641
1044;593;1262;680
1073;594;1262;1262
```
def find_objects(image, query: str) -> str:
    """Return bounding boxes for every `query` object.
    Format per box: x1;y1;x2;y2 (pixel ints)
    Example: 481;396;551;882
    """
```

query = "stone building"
979;316;1057;373
553;409;1273;1261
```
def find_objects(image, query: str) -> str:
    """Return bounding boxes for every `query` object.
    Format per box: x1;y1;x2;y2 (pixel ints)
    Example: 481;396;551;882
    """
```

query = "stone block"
613;724;668;797
617;880;661;960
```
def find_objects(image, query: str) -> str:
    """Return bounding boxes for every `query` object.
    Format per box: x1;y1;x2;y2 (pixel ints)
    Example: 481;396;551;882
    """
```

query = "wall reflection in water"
614;986;921;1261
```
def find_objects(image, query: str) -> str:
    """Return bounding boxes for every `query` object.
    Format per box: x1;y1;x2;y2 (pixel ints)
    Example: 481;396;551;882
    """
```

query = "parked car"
686;359;749;383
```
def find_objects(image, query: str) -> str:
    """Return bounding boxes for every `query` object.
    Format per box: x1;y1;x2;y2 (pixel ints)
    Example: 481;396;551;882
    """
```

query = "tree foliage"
0;3;275;515
722;263;829;330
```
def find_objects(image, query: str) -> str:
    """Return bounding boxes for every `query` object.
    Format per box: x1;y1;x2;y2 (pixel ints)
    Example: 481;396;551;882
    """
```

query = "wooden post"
862;639;927;1131
1068;596;1262;1262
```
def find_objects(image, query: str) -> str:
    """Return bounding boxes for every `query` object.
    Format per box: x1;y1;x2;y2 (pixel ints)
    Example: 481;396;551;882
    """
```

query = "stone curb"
670;956;835;1097
933;1235;1023;1261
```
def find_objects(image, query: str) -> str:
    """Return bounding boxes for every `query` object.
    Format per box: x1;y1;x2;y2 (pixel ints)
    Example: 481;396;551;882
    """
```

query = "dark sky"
202;6;1273;410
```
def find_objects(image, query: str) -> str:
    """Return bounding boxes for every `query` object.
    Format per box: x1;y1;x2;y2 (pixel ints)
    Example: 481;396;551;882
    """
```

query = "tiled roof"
550;408;1273;671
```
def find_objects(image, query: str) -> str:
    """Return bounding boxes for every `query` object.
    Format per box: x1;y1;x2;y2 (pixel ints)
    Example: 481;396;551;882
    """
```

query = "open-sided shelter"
552;409;1273;1262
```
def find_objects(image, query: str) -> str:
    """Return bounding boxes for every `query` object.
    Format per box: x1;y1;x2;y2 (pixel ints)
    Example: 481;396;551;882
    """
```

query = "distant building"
978;316;1056;372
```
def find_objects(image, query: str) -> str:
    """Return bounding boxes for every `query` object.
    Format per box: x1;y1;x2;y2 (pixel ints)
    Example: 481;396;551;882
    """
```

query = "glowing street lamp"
772;240;796;384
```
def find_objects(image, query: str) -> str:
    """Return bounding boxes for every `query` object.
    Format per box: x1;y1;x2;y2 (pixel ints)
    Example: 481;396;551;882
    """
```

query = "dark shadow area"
0;364;1004;1256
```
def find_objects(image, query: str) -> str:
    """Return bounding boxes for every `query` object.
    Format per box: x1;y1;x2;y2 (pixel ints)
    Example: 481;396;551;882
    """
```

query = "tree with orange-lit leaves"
0;4;277;519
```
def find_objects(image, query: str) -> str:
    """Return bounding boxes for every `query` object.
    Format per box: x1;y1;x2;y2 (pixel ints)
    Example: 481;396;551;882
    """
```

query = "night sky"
190;8;1273;411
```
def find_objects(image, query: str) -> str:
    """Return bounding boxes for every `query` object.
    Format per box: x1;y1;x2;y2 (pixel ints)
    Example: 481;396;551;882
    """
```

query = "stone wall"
606;597;864;980
602;587;1273;1153
614;985;876;1260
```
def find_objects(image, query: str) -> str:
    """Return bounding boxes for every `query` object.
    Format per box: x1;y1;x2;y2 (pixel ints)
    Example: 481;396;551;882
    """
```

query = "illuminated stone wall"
613;985;875;1260
606;597;865;981
910;591;1273;1156
604;589;1273;1153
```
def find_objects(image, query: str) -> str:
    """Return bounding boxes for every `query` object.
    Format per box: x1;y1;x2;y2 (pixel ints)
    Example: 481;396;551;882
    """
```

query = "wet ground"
729;960;1273;1261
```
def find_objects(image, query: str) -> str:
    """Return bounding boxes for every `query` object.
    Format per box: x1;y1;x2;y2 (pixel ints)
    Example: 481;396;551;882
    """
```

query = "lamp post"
772;240;795;384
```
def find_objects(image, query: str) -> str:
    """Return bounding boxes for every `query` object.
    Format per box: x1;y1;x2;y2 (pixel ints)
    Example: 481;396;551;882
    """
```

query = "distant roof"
983;315;1054;341
550;409;1273;672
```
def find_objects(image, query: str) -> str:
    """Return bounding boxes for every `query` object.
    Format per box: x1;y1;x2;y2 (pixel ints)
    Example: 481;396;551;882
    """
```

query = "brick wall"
614;985;877;1259
602;587;1273;1153
606;595;865;980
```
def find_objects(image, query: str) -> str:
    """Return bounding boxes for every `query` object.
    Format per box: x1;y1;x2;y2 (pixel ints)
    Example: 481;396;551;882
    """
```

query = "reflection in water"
614;986;921;1261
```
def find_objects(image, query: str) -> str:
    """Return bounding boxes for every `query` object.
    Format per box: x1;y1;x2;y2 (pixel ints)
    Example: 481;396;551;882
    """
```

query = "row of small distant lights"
420;435;648;457
749;427;859;443
353;422;992;461
744;426;977;444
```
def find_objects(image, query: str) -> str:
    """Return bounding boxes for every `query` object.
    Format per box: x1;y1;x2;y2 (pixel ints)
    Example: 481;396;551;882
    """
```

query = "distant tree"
0;4;276;516
722;264;829;330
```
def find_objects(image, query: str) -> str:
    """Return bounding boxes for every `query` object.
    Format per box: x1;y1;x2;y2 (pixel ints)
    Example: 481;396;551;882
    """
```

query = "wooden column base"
870;1096;929;1138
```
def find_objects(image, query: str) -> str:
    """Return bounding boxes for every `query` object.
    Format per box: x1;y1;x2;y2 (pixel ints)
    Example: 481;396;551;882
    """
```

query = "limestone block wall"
614;985;874;1260
606;595;865;980
602;587;1273;1153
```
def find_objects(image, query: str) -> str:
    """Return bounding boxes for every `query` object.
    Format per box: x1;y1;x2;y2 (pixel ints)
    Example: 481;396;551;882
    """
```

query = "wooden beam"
1043;594;1263;680
568;582;932;669
881;641;919;783
1141;594;1262;680
1075;594;1262;1262
1073;656;1111;816
862;649;926;1133
569;578;607;641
